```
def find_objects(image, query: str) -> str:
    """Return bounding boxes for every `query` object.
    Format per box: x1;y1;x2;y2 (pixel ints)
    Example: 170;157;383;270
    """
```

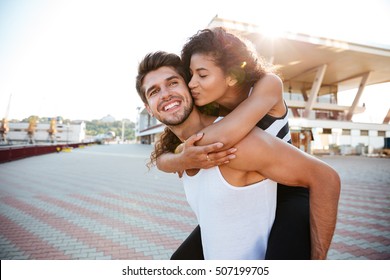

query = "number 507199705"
215;266;269;276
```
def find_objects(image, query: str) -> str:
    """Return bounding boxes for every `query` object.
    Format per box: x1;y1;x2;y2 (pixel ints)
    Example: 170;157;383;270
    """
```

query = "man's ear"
145;104;153;117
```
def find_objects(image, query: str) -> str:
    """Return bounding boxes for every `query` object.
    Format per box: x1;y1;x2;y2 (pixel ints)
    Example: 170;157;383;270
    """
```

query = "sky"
0;0;389;123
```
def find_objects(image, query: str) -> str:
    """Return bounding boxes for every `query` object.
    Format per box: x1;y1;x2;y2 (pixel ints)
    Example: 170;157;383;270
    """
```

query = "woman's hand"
180;133;237;170
156;133;237;177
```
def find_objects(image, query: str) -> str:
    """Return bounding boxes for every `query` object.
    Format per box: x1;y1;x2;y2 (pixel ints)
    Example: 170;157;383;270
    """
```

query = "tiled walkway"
0;144;389;260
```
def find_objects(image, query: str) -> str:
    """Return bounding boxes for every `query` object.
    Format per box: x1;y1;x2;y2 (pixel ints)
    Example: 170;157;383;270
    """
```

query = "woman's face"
188;53;231;107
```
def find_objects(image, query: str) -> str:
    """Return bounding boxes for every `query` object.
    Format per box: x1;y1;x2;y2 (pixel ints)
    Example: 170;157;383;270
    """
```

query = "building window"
360;130;369;136
342;129;351;135
378;131;386;137
322;128;332;134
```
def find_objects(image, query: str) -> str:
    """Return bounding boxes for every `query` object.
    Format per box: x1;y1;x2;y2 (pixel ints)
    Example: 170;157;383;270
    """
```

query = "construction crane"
0;117;9;144
26;116;37;144
47;117;57;143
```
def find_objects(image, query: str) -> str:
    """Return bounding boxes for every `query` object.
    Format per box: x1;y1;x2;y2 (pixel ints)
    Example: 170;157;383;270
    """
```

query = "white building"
3;121;86;144
288;118;390;155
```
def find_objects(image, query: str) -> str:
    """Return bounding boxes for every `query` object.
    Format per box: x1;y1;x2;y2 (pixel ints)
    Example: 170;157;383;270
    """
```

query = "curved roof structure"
208;16;390;95
208;16;390;120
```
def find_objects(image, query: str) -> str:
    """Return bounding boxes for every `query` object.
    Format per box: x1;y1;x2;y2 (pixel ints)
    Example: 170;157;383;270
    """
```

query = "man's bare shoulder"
226;127;274;170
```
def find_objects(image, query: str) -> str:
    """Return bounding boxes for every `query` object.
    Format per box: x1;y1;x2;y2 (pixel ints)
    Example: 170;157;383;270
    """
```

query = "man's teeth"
164;102;179;111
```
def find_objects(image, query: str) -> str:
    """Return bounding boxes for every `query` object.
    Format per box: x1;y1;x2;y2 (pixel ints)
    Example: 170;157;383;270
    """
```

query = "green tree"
85;119;135;140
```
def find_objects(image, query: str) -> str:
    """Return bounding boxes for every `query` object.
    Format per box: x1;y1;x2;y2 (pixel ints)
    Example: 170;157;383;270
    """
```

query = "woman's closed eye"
193;72;207;79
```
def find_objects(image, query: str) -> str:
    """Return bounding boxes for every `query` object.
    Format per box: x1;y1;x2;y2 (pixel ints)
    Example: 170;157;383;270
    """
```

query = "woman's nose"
188;77;197;89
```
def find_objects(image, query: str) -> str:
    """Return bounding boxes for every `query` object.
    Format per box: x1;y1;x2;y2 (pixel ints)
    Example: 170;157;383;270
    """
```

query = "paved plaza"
0;144;389;260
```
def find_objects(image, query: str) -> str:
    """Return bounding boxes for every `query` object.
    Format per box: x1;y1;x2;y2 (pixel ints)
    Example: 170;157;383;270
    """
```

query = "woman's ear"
227;75;238;87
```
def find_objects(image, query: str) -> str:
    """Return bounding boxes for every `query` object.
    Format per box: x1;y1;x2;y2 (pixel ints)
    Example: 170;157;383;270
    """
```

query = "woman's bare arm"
195;73;284;149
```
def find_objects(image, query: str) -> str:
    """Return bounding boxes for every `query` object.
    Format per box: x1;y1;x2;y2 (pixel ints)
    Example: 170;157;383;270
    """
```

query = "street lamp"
66;122;70;145
121;119;125;143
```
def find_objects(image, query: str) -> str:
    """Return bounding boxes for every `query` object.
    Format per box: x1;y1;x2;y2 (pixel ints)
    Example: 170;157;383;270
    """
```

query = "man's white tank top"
182;119;277;259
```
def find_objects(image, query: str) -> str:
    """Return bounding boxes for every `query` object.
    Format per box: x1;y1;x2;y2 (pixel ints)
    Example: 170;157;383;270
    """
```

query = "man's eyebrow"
166;74;180;81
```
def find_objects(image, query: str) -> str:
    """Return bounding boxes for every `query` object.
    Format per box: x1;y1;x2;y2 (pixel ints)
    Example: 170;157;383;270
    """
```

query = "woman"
157;27;311;260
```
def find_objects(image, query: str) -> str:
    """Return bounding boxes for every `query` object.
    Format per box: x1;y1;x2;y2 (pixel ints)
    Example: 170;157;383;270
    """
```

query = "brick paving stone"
0;144;389;260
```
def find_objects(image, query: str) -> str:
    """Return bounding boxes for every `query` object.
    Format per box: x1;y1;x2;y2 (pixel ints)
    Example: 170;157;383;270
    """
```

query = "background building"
2;119;86;145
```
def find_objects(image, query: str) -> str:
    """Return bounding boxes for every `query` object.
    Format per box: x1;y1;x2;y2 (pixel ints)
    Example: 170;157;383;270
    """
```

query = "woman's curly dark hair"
181;27;274;87
147;127;182;169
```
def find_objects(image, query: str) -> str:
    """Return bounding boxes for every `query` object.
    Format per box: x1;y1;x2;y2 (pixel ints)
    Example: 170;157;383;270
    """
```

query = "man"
135;51;340;260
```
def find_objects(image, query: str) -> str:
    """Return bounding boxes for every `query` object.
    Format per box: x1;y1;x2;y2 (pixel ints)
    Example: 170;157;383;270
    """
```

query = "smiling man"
135;51;340;260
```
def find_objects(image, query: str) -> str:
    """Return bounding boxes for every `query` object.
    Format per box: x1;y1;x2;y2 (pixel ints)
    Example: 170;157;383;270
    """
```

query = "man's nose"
160;86;172;99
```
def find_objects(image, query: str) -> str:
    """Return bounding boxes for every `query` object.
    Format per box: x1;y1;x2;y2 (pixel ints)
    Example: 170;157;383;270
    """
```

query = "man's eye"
149;89;159;97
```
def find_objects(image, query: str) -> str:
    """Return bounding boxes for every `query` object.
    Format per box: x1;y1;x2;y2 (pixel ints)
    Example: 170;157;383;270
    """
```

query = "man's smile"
159;98;182;113
164;101;180;111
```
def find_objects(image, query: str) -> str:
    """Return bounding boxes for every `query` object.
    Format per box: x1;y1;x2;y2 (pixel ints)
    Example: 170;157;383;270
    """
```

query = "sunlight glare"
261;24;286;39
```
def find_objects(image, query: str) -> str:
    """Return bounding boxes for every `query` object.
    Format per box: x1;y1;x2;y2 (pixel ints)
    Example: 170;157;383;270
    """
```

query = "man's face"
143;66;194;126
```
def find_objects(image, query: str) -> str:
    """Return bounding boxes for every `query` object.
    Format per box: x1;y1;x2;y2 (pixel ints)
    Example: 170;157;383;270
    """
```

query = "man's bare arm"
230;128;341;259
